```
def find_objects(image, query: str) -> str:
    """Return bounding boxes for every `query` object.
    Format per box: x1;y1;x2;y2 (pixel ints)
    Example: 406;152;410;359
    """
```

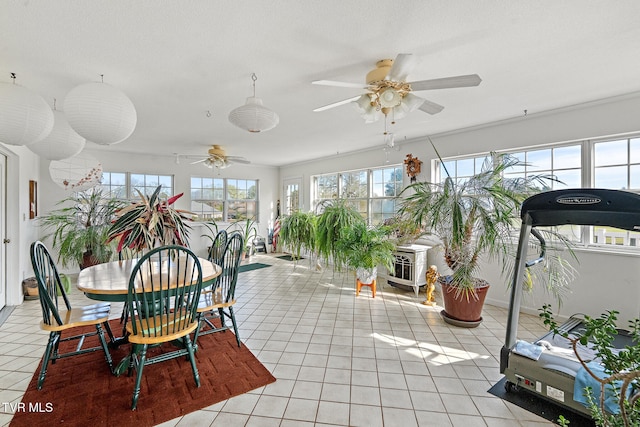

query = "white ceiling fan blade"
189;158;208;165
409;74;482;91
313;95;361;112
418;99;445;115
386;53;417;82
227;156;251;164
311;80;367;89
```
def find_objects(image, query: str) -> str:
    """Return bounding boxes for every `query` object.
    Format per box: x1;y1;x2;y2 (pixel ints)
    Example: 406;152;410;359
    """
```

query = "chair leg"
218;307;225;329
96;324;114;373
184;335;200;387
193;313;203;348
37;332;59;389
102;320;116;345
228;307;241;347
131;344;148;410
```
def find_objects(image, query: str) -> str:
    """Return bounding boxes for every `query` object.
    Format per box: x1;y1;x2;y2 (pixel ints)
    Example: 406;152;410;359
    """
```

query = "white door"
283;177;302;215
0;154;6;310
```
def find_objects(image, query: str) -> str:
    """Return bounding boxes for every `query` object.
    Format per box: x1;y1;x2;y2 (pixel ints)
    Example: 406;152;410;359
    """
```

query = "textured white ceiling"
2;0;640;166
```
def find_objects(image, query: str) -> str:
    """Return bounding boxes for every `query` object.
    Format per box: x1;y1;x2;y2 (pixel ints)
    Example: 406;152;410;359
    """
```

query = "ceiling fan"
312;53;481;123
189;145;250;169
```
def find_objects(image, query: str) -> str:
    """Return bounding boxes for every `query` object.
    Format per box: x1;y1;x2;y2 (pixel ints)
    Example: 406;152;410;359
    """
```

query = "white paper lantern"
49;152;102;191
228;96;279;133
27;110;86;160
0;82;54;146
64;82;137;145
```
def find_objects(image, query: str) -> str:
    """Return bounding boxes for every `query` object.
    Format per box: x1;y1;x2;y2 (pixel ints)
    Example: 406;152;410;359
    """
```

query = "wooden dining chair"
125;245;203;410
207;230;228;268
30;241;114;389
194;232;244;347
117;247;144;335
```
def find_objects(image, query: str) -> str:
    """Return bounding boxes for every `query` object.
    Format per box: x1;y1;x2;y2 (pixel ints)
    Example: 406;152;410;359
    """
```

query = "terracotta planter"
440;277;490;325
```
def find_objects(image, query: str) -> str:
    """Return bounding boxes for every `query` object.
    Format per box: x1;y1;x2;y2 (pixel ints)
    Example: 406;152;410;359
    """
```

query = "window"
313;165;402;225
190;177;258;222
439;134;640;250
100;172;173;200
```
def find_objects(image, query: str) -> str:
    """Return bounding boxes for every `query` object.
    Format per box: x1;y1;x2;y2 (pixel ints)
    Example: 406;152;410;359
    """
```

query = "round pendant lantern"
63;81;137;145
28;109;86;160
0;80;54;146
229;96;279;133
228;73;279;133
49;152;102;191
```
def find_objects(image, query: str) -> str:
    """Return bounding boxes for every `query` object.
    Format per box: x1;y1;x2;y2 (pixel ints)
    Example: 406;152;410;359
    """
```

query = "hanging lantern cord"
251;73;257;97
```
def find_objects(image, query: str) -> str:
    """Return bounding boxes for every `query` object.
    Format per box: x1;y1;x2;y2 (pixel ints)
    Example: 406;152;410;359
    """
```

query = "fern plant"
279;211;316;260
315;199;364;271
337;222;395;273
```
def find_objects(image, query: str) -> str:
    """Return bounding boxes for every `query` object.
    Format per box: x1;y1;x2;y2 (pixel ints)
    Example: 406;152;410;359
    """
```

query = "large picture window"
100;172;173;200
190;177;258;222
313;165;402;225
439;134;640;250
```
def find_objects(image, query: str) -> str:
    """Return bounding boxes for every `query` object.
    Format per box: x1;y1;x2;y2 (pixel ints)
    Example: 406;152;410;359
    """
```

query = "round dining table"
77;257;221;302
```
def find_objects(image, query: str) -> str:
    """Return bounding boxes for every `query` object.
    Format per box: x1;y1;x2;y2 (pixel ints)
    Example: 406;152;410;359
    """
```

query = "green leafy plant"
315;199;365;271
337;222;395;273
540;305;640;427
227;217;258;255
399;151;573;301
199;220;219;245
39;189;125;269
106;185;192;252
279;211;317;261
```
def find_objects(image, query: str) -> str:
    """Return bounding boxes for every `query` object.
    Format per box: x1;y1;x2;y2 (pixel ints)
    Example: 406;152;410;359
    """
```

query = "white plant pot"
356;267;377;284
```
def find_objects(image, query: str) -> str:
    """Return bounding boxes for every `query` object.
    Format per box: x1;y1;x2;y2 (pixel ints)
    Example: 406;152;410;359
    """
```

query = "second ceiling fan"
190;145;250;169
313;53;481;123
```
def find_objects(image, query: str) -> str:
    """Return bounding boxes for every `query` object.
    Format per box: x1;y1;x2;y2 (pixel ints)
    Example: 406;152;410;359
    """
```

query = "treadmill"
500;188;640;417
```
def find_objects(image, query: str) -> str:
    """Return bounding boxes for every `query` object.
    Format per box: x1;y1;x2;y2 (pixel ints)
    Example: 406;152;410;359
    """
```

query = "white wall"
0;144;41;305
279;92;640;323
37;148;279;268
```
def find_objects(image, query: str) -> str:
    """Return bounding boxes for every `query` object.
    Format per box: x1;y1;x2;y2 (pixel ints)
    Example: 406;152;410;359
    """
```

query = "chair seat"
196;290;236;312
126;313;199;345
40;303;111;332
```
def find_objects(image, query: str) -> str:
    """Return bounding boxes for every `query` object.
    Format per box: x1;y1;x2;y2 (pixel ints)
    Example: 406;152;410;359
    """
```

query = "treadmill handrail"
525;228;546;268
520;188;640;230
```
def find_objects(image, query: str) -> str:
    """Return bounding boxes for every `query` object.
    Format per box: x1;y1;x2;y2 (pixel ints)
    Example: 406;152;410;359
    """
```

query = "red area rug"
10;320;275;427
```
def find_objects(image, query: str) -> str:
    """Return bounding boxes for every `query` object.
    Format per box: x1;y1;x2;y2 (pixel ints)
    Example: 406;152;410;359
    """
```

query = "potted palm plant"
279;210;317;261
227;217;258;258
106;185;192;252
337;221;396;285
40;189;125;269
399;151;573;326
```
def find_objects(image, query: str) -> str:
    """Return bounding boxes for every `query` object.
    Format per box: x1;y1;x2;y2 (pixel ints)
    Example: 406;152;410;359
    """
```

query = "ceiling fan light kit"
189;144;251;170
313;53;481;125
228;73;279;133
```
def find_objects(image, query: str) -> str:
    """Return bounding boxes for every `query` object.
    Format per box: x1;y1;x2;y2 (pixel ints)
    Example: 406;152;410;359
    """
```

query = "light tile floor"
0;253;556;427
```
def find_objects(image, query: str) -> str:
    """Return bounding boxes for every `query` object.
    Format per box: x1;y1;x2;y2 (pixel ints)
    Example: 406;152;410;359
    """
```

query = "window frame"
312;164;403;225
190;176;259;222
100;172;174;201
436;133;640;251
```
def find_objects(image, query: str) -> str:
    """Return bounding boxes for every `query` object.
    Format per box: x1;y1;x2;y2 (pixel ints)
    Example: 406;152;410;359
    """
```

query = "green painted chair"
207;230;228;268
194;232;244;347
125;245;203;410
30;241;114;389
